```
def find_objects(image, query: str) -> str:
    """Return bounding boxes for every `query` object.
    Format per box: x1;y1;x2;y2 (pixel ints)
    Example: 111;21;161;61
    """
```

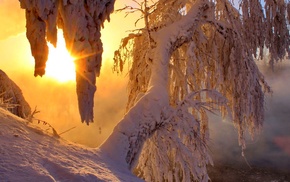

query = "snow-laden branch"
101;1;212;181
111;0;290;180
19;0;115;124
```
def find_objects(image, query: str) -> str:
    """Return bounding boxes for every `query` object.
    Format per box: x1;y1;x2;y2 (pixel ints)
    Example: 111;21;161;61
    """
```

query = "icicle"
19;0;116;124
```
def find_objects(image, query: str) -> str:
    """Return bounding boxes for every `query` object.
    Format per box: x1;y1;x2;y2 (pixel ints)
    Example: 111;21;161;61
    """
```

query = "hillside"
0;108;142;182
1;107;290;182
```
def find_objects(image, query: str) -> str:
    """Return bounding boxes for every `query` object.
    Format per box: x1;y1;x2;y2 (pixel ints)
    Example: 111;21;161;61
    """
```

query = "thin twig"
58;126;77;136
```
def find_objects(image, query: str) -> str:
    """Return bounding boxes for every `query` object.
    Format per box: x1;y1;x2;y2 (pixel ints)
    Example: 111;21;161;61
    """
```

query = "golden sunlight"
46;29;76;83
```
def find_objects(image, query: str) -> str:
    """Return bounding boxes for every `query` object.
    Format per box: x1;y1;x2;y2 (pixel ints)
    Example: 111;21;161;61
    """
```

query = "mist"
208;61;290;171
0;0;140;147
0;0;25;40
1;33;290;170
1;50;127;148
0;32;129;148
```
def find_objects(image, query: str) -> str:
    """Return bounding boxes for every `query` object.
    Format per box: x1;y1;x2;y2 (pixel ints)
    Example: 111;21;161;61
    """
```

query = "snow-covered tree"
19;0;290;181
0;70;31;118
104;0;289;181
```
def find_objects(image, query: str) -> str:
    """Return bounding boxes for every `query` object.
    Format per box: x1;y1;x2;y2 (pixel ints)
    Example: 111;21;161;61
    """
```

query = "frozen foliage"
111;0;290;181
0;70;31;118
19;0;115;124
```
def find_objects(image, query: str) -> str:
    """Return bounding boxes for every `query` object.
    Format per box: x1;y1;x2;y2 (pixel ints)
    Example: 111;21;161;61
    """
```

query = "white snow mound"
0;108;142;182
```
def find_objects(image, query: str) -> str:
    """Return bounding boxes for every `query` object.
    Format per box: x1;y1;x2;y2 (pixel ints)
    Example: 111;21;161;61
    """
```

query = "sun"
45;29;76;83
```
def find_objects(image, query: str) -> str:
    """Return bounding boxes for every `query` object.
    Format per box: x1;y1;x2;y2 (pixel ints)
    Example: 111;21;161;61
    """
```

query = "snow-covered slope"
0;108;142;182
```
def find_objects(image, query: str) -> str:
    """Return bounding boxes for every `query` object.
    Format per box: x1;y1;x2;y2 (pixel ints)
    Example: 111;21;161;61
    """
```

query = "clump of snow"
19;0;116;124
0;108;142;182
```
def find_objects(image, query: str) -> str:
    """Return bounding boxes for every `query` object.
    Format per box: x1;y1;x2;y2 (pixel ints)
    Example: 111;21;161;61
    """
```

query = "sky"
0;0;290;171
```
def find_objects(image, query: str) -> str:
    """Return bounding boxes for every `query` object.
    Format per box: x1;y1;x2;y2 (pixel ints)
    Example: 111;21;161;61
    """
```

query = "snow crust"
0;108;142;182
19;0;115;124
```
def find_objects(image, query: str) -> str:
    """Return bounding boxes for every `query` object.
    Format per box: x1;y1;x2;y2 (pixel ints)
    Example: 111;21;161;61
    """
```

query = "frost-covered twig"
109;0;288;181
102;1;213;181
27;107;60;138
0;95;19;110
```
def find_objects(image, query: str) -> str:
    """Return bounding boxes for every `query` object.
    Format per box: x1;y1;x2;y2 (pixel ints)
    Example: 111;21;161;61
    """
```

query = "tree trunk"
99;0;210;169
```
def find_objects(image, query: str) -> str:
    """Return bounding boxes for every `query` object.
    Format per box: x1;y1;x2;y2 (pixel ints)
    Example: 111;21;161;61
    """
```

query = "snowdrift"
0;108;142;182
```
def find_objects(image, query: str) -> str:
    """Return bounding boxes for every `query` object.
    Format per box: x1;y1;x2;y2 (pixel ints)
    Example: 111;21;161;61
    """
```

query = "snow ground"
0;108;142;182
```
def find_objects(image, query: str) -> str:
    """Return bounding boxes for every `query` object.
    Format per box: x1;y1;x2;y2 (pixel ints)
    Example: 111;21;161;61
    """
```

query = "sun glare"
46;30;76;83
